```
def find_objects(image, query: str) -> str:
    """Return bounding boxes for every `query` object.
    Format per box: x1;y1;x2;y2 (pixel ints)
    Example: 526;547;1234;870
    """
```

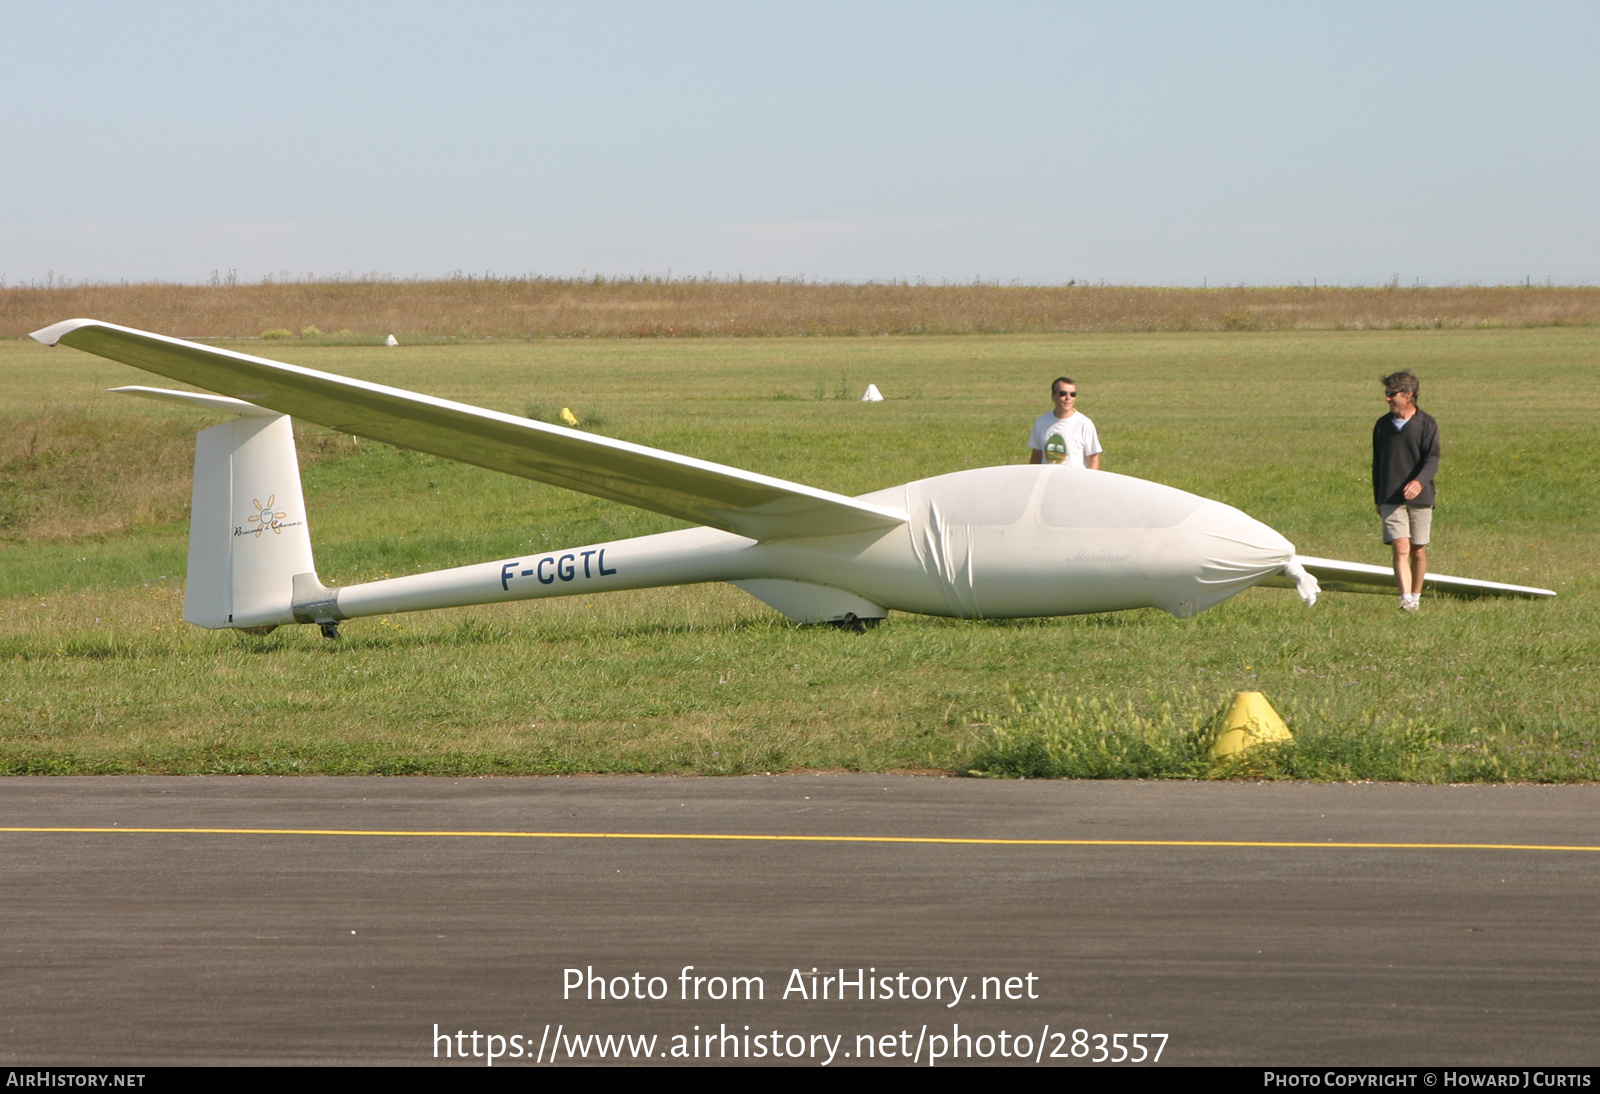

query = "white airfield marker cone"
385;334;399;346
860;384;884;402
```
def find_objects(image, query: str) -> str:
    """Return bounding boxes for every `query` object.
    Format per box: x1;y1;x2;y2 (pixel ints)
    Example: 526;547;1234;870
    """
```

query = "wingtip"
28;318;104;346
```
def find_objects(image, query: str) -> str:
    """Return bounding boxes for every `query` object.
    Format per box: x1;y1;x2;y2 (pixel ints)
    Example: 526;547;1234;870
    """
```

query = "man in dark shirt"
1372;370;1440;611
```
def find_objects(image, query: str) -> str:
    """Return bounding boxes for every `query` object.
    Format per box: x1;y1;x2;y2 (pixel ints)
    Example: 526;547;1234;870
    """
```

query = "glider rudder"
113;387;319;634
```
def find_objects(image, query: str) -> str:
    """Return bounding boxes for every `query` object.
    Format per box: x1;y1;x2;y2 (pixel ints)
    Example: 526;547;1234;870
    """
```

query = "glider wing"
32;319;907;541
1263;555;1555;599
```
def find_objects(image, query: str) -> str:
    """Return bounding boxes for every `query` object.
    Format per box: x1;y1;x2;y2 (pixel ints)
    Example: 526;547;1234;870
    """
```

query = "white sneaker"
1400;594;1420;611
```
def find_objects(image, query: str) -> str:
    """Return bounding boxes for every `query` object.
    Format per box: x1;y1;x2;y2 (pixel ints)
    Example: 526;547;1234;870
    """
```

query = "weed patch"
967;692;1600;783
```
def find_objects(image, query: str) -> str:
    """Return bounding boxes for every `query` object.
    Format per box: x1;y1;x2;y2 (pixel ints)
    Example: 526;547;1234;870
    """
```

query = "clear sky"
3;1;1596;286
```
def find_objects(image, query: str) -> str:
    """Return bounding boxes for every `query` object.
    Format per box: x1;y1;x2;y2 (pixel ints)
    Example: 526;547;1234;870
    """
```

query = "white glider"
31;319;1554;635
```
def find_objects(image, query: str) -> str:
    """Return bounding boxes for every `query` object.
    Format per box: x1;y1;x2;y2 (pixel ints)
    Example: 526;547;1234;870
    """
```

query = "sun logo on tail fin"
247;495;288;537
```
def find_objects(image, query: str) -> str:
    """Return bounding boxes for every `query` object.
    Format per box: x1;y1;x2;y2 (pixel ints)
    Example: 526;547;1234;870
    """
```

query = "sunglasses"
1053;390;1078;398
1384;390;1409;398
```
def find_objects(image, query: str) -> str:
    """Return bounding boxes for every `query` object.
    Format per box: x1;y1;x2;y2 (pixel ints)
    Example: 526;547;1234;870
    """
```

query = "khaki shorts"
1378;504;1432;546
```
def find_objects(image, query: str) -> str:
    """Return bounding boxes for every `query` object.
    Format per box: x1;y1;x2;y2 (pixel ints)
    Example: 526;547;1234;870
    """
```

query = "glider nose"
1173;501;1296;615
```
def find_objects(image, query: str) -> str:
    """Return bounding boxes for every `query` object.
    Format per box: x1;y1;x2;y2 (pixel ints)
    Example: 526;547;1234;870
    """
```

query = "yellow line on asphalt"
1;827;1597;852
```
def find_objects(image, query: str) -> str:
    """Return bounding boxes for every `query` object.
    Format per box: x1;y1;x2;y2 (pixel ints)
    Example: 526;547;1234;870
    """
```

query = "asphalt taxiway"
3;776;1598;1066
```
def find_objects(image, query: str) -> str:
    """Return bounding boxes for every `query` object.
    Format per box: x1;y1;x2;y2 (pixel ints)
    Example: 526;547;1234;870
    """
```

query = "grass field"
3;328;1597;779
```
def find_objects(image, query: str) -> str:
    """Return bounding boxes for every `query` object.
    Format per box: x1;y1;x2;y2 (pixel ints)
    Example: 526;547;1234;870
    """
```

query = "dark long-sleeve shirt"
1372;409;1440;506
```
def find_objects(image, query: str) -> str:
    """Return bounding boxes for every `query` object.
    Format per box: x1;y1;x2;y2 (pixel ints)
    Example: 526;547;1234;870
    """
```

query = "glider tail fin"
114;387;319;631
188;410;318;632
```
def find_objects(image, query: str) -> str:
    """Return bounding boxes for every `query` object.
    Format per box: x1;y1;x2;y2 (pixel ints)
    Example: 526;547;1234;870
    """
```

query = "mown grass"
1;328;1596;778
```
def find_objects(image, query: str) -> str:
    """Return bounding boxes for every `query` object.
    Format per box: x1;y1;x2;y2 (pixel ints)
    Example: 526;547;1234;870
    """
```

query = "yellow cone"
560;407;579;427
1209;691;1293;758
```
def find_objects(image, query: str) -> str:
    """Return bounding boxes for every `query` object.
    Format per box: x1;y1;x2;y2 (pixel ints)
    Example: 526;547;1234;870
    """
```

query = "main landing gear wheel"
827;613;881;634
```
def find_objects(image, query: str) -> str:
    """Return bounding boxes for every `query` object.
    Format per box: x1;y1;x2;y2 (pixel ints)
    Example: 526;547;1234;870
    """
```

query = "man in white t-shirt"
1027;376;1102;468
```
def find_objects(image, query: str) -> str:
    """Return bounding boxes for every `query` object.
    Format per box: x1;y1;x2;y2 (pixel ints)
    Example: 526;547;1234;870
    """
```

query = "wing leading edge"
31;319;906;541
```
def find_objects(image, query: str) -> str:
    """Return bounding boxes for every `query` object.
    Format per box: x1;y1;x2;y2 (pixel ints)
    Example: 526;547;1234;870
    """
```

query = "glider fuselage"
316;465;1295;624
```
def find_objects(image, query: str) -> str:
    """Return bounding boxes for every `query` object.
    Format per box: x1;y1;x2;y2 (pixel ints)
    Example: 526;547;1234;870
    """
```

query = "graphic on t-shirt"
1044;433;1068;464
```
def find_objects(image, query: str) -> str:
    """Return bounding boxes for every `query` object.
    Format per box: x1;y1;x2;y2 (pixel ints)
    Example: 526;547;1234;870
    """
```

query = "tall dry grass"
4;277;1598;340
